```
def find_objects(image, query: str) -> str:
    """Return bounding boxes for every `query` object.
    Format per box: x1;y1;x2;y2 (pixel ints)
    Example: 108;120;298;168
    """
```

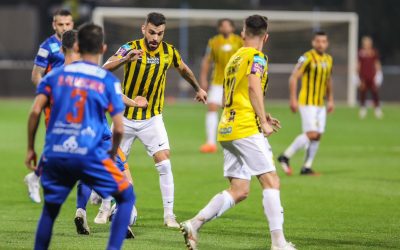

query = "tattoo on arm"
180;65;200;92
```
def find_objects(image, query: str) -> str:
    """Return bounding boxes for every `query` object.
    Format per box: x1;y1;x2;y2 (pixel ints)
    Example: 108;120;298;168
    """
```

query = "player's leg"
370;80;383;119
200;85;222;153
137;114;178;227
278;106;315;175
359;80;368;118
82;157;135;250
75;181;91;235
35;157;78;250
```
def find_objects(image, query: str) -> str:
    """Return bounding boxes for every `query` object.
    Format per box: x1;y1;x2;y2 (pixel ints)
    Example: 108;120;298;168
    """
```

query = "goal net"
93;8;358;106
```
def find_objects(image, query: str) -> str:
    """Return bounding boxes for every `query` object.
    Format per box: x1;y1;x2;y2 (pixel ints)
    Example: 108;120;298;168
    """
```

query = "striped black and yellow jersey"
298;49;333;106
217;47;269;141
205;34;243;85
114;38;182;120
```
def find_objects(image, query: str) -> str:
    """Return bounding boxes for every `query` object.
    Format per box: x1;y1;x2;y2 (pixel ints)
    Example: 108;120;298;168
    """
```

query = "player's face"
362;37;373;49
312;35;329;54
142;23;165;51
219;21;234;37
53;15;74;39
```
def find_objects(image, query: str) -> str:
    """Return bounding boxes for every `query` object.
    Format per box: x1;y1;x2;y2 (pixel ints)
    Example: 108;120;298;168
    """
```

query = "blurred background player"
199;18;243;153
24;23;135;250
278;31;334;176
358;36;383;119
24;9;74;204
180;15;296;250
103;12;207;228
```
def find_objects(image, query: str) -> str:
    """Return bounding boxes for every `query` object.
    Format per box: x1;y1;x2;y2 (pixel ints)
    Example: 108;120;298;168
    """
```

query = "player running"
199;18;243;153
278;31;334;176
358;36;383;119
25;23;135;250
180;15;296;250
24;9;74;203
103;12;207;228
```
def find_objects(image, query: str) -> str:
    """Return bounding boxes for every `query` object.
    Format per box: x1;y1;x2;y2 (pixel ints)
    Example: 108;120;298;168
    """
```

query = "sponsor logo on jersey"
219;127;232;135
147;57;160;64
221;44;233;52
81;126;96;138
52;136;88;155
37;48;49;58
114;82;122;95
49;43;60;53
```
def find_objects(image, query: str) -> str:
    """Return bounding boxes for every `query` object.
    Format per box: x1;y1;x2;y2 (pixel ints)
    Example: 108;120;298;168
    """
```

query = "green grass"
0;99;399;249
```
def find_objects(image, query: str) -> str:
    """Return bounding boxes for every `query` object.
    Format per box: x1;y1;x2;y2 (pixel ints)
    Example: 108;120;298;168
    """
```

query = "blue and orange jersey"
36;61;124;159
34;35;65;74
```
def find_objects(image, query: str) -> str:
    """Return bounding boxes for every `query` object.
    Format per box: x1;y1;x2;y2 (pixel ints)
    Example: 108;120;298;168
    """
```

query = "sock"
76;181;91;210
262;189;286;248
191;190;235;231
34;202;62;250
100;196;112;211
304;140;320;168
205;111;218;145
284;133;310;158
155;160;174;217
107;186;135;250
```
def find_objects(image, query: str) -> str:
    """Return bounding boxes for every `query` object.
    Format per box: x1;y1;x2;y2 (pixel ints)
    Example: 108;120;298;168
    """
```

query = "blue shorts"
41;156;131;204
115;148;129;172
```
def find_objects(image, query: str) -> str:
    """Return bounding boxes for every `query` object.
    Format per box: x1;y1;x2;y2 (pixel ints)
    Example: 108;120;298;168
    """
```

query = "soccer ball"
110;204;138;226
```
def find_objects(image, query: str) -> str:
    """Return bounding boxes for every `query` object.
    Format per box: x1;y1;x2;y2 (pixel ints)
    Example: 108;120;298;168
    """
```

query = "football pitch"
0;99;399;250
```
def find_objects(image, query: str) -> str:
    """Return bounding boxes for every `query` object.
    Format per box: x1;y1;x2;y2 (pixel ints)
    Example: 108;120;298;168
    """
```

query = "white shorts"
220;133;276;180
118;115;170;157
207;84;223;106
299;105;327;133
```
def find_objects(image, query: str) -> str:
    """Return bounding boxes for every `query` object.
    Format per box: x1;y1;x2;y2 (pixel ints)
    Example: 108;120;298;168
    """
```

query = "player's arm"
248;74;274;136
122;94;148;108
31;65;46;86
176;61;207;104
199;46;212;90
288;63;303;113
326;76;334;113
374;54;383;87
103;48;143;72
25;94;48;170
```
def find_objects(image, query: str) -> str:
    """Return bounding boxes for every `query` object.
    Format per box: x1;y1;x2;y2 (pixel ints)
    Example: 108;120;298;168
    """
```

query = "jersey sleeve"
297;53;312;73
36;74;52;97
105;76;125;117
172;46;183;68
34;43;50;68
246;54;267;78
114;42;134;59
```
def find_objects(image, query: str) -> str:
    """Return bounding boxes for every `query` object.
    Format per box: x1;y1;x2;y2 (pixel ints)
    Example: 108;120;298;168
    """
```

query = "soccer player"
180;15;296;250
24;9;74;203
278;31;334;176
199;19;243;153
358;36;383;119
103;12;207;228
25;23;135;250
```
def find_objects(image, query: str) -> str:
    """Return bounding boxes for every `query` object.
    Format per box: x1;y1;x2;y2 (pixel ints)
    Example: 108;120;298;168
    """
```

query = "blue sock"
34;202;61;250
107;186;135;250
76;181;91;210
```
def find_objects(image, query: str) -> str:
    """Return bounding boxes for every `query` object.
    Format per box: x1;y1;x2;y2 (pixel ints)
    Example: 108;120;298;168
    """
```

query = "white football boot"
94;200;111;224
24;172;41;203
271;242;297;250
74;208;90;235
164;214;180;228
180;220;198;250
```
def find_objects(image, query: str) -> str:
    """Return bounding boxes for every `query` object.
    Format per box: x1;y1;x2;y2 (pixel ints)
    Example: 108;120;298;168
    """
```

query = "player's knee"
115;185;135;205
154;150;170;162
208;103;218;111
306;132;321;140
155;159;172;175
44;202;62;220
230;187;250;202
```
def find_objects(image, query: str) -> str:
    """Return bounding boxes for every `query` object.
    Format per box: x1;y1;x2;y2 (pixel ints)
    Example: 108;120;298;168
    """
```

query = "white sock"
304;140;320;168
284;133;310;158
205;111;218;145
262;189;286;248
100;197;112;211
155;160;174;217
191;190;235;231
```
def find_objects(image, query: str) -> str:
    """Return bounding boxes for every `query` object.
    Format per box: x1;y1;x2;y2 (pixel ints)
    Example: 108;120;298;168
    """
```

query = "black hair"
62;30;77;52
77;23;103;54
53;9;72;18
245;15;268;36
313;30;328;38
218;18;234;28
146;12;166;26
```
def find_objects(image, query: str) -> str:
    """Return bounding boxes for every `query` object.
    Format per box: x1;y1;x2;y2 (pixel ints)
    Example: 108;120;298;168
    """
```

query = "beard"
144;38;159;51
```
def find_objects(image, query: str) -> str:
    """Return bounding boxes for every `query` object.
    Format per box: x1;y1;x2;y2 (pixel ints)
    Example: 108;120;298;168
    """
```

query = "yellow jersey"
298;49;333;106
217;47;269;142
206;34;243;85
114;38;182;120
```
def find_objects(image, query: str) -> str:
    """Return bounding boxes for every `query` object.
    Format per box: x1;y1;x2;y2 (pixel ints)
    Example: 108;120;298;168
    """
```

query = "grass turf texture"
0;99;399;250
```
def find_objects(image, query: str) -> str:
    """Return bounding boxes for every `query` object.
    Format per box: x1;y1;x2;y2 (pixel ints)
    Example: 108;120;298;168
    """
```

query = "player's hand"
266;113;281;132
327;100;335;113
25;149;37;171
290;98;298;113
133;96;148;108
123;49;143;62
261;121;274;137
195;88;207;104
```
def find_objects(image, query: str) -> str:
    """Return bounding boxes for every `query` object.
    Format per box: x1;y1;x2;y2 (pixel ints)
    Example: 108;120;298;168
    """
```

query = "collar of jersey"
140;38;161;56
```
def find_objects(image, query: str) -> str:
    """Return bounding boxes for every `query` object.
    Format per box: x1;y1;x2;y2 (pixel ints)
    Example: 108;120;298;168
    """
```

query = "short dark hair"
313;30;328;38
245;15;268;37
77;23;103;54
53;9;72;19
218;18;234;28
146;12;166;26
62;30;77;52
